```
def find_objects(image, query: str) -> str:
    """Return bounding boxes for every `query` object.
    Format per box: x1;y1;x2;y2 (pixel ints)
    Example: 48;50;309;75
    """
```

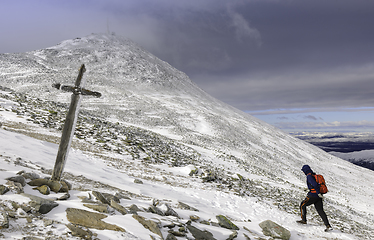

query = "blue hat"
301;165;313;175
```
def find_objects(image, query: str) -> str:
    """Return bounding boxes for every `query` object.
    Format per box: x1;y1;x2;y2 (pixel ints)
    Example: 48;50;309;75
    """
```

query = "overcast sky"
1;0;374;132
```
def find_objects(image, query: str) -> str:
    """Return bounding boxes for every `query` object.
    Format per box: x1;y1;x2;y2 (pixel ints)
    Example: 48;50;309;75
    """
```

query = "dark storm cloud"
1;0;374;114
303;115;322;121
277;116;289;120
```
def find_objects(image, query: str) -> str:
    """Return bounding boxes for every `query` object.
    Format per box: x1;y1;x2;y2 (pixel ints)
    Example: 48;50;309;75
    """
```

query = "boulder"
259;220;291;240
33;185;50;195
21;172;40;180
228;230;238;240
168;230;186;237
0;212;9;229
57;193;71;201
6;180;23;194
164;204;179;218
190;215;200;221
166;233;178;240
38;202;59;214
92;191;110;205
0;185;9;195
132;214;163;239
177;202;199;212
216;215;239;230
66;223;94;239
134;179;143;184
186;224;216;240
20;193;59;214
6;175;26;187
28;179;62;193
102;192;120;203
59;180;70;193
110;199;128;215
148;205;165;216
128;204;142;214
66;208;125;232
83;203;110;213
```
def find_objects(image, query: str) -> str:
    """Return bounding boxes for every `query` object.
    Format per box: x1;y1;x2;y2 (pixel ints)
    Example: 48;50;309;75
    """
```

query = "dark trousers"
300;195;330;226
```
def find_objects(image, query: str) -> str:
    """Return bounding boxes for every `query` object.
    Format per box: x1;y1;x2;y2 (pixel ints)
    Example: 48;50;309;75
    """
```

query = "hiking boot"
325;225;333;232
296;220;307;224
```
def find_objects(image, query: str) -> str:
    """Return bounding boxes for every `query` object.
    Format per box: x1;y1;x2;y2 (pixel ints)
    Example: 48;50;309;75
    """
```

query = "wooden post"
51;64;101;181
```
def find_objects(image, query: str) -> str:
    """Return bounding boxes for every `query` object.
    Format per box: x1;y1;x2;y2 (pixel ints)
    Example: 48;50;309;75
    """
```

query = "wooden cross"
51;64;101;181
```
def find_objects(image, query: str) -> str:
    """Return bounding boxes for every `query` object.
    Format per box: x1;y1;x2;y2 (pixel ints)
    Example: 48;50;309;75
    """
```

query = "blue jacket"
302;165;320;197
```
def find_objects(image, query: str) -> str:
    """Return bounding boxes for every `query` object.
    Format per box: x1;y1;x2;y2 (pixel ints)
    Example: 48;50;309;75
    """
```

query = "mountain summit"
1;33;374;239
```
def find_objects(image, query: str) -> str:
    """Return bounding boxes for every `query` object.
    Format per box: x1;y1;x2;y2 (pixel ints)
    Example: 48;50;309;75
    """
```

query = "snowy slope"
1;33;374;239
0;113;364;240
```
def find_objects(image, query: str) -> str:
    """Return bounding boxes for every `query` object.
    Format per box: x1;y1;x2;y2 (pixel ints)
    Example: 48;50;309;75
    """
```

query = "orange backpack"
313;174;328;194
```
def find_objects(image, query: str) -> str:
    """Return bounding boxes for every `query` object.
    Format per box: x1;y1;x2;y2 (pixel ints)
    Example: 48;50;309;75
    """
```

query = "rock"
132;214;163;239
102;192;120;203
33;185;50;195
190;215;200;221
216;215;239;230
148;205;165;216
43;218;54;227
92;191;110;205
128;204;142;214
228;230;238;240
259;220;291;240
61;179;72;190
78;195;97;204
168;230;186;237
66;208;125;232
21;193;56;205
20;204;32;213
200;220;210;225
243;233;251;240
177;202;199;212
26;216;33;223
134;179;143;184
110;199;128;215
6;180;24;193
164;204;179;218
66;223;94;239
57;193;70;201
0;212;9;229
28;179;62;193
166;233;178;240
6;175;26;186
0;185;9;195
186;224;216;240
21;172;40;180
20;193;59;214
115;192;131;200
83;204;110;213
16;208;27;218
39;202;59;214
59;180;70;193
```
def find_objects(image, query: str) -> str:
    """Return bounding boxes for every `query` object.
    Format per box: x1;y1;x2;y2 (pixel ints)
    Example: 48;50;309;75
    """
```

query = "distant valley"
292;132;374;171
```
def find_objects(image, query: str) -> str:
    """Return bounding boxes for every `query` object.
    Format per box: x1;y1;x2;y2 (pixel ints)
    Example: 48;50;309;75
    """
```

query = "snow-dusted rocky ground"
1;33;374;239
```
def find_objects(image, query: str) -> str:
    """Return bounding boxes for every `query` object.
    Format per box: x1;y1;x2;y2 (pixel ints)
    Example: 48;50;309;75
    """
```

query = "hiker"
297;165;332;232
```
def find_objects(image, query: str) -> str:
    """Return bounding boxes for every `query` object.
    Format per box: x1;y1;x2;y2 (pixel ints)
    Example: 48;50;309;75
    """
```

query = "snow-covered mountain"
330;150;374;171
1;33;374;239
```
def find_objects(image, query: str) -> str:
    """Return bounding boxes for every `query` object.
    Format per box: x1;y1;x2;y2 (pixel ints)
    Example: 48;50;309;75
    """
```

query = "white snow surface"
0;33;373;239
